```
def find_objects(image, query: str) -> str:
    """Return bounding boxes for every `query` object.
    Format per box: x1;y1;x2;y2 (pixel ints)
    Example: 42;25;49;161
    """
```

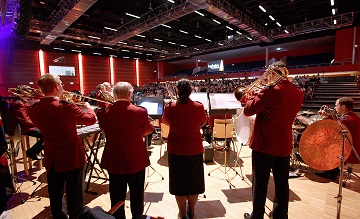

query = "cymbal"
298;110;317;115
292;125;305;130
299;120;352;171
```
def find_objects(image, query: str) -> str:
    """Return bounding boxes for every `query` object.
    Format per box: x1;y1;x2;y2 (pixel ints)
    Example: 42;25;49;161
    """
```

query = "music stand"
207;93;244;189
136;97;165;184
331;114;360;219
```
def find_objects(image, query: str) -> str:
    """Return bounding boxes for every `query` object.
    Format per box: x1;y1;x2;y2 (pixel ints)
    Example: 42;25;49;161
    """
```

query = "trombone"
8;85;44;98
61;91;113;104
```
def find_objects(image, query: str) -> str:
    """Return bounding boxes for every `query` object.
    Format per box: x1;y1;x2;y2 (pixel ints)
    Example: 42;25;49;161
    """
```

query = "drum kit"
291;110;352;171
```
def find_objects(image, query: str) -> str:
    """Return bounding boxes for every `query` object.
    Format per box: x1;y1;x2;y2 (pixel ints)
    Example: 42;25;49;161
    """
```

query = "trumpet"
234;60;289;104
8;85;44;98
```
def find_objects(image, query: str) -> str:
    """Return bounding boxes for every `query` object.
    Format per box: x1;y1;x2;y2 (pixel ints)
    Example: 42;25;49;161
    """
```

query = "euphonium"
234;60;289;103
8;85;44;98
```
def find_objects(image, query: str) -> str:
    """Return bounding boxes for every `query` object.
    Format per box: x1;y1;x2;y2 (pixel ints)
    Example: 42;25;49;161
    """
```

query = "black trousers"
251;150;290;219
47;164;85;219
24;128;43;154
109;169;145;219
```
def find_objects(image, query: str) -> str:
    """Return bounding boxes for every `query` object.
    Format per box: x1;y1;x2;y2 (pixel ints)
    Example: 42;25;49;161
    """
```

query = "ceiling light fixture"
136;34;145;38
194;48;199;50
122;49;129;52
212;19;221;24
135;52;142;54
236;31;242;35
168;42;176;45
194;11;204;16
62;40;73;43
146;54;152;56
88;36;100;39
81;43;92;46
93;53;102;55
167;0;175;3
110;55;117;57
205;38;212;42
226;26;233;30
218;43;223;46
194;35;202;39
123;56;130;59
54;48;64;50
276;22;281;27
284;30;289;34
330;0;334;6
118;41;127;44
269;15;275;21
161;24;171;28
246;36;252;41
103;46;113;49
125;12;140;19
104;26;117;32
71;50;81;53
333;19;337;24
258;5;266;12
179;30;188;34
180;44;187;47
332;8;336;15
154;38;163;42
135;45;143;48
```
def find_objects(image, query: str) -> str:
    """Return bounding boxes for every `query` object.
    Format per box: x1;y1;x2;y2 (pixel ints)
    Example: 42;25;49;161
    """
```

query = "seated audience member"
8;86;43;160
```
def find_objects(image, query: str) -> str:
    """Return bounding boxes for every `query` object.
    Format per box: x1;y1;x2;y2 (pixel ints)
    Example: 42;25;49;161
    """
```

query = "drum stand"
6;140;36;204
208;109;244;189
334;118;360;219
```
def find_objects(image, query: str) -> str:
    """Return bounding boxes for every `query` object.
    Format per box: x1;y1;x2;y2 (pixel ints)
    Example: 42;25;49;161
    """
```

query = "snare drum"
234;109;256;145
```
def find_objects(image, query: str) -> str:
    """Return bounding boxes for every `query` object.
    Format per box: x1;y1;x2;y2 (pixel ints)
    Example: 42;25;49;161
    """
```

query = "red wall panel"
113;58;136;85
138;60;158;85
82;55;110;94
1;49;39;95
334;27;355;62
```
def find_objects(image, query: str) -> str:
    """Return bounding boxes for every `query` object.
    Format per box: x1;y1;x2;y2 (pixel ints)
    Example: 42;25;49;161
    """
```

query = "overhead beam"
40;0;98;45
108;0;209;45
205;0;270;42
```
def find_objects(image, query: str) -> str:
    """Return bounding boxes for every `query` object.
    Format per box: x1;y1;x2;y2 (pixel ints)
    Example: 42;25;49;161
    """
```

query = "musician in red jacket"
8;87;43;160
97;81;153;219
28;74;96;219
242;61;303;219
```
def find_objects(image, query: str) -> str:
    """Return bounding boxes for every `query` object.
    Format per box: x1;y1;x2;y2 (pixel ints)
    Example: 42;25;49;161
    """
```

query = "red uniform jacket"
162;99;207;156
341;112;360;164
28;97;96;173
8;96;36;135
244;80;304;157
97;100;153;175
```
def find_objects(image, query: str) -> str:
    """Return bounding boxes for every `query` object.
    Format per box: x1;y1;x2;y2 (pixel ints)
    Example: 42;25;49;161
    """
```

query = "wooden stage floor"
2;140;360;219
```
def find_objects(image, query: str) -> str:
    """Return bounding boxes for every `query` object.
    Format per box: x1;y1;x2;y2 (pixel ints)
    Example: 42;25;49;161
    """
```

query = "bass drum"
234;108;256;145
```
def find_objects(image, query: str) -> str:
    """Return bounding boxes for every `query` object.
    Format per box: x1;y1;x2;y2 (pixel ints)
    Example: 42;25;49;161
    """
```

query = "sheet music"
139;102;159;115
209;93;242;109
190;92;209;111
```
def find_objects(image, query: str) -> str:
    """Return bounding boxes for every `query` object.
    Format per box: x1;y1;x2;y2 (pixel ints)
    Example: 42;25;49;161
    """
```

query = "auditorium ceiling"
8;0;360;63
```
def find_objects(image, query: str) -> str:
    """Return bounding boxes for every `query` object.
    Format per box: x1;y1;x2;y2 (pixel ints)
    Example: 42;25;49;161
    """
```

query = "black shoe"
26;151;43;160
244;213;251;219
315;172;337;180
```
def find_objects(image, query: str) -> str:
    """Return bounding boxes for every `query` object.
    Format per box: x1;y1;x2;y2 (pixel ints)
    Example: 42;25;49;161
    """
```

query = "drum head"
299;120;352;171
234;109;256;145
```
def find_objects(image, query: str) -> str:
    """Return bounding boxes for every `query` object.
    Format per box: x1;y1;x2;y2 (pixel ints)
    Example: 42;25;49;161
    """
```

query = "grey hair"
113;82;133;99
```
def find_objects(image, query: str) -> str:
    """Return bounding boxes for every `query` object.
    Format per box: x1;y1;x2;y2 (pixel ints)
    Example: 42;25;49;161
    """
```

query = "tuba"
234;60;289;104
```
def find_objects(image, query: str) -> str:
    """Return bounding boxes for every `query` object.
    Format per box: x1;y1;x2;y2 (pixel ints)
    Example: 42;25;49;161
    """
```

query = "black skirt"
168;153;205;196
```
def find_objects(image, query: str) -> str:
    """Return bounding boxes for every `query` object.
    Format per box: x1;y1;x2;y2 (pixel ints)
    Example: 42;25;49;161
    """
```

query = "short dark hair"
338;97;355;111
